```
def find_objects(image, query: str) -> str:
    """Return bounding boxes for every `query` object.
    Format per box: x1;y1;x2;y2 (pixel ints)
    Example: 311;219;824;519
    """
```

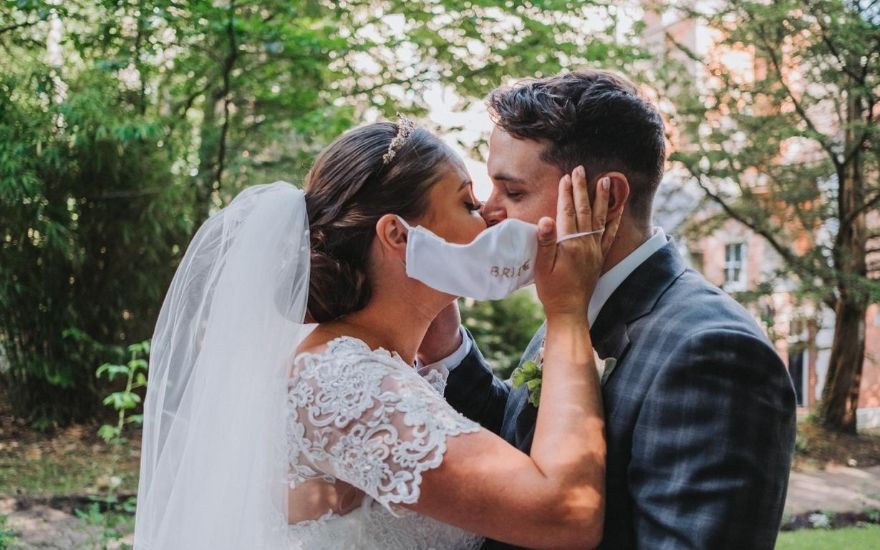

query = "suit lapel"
591;240;687;386
509;240;687;445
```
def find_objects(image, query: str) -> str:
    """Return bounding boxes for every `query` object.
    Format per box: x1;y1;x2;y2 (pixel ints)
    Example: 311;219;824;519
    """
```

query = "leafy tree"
0;0;640;424
0;63;193;425
654;0;880;432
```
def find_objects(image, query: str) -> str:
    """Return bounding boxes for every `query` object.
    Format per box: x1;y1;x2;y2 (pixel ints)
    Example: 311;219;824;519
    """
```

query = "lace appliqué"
417;363;451;394
287;336;480;514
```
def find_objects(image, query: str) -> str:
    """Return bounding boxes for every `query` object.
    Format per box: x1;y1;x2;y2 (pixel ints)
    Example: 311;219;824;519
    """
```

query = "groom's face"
482;127;565;226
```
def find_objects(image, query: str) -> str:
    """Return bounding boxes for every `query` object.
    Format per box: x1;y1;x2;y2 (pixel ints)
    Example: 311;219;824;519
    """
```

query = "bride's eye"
465;201;481;212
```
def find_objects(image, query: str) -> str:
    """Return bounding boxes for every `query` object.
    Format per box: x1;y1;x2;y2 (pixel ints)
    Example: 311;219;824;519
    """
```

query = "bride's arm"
410;168;617;550
412;321;602;550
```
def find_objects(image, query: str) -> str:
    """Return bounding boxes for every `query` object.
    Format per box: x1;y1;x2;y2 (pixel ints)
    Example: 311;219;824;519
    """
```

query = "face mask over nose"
396;217;603;300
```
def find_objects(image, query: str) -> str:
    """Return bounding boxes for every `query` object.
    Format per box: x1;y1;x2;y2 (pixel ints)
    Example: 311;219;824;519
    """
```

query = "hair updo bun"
304;121;457;323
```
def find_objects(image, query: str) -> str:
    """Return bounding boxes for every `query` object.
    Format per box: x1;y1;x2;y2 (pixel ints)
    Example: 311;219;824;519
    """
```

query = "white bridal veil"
134;182;311;549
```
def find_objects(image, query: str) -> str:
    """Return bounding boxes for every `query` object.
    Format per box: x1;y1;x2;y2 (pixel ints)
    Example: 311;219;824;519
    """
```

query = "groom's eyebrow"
492;172;527;185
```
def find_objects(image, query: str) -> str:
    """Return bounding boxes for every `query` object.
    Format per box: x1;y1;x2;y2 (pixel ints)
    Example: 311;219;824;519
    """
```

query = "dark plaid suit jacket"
445;239;797;549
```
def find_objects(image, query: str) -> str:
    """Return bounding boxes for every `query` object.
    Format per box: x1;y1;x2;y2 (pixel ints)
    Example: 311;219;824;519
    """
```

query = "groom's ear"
599;171;630;218
375;214;408;256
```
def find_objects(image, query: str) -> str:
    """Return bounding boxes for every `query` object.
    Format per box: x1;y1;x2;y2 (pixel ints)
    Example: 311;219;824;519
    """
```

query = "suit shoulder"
651;268;769;342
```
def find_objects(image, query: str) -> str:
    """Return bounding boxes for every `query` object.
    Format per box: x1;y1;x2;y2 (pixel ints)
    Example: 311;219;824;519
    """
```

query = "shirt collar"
588;227;667;326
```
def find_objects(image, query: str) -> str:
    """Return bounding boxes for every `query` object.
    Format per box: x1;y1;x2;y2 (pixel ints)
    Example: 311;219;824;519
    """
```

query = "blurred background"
0;0;878;548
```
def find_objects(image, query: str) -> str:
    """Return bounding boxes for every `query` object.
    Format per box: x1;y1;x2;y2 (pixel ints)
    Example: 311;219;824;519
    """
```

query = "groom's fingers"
571;166;591;232
556;174;576;237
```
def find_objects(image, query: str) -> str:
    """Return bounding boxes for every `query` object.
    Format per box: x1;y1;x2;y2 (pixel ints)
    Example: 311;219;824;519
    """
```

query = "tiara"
382;114;416;165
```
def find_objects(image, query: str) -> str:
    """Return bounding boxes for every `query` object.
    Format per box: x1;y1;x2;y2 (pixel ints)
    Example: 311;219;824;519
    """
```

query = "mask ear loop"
556;227;605;244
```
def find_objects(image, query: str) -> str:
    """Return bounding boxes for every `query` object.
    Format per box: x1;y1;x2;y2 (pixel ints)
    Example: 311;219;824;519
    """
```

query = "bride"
133;118;619;549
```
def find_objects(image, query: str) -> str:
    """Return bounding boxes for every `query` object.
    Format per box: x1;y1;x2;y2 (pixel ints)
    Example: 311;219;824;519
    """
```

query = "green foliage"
0;0;640;426
653;0;880;431
96;341;149;444
0;59;194;426
656;0;880;302
511;359;542;407
775;525;880;550
0;515;17;550
460;290;544;378
74;494;137;550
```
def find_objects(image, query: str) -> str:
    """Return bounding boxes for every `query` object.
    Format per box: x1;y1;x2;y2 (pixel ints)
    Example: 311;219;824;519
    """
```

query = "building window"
724;242;747;291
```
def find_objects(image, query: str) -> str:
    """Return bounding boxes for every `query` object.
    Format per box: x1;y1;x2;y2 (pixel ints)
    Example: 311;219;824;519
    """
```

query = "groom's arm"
629;329;796;549
443;328;510;434
420;303;510;434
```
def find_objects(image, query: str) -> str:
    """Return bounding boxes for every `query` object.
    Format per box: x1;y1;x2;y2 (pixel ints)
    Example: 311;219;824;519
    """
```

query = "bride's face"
414;160;487;244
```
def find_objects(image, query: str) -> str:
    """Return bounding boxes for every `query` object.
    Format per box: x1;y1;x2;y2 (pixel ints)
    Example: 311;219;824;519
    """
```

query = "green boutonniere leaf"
511;359;542;408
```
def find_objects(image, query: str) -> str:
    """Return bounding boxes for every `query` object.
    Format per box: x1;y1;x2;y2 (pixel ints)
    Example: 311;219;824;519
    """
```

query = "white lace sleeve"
287;337;481;513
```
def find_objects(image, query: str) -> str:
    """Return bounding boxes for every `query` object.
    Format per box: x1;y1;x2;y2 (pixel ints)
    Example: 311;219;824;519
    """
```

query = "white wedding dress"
285;335;485;550
135;183;486;549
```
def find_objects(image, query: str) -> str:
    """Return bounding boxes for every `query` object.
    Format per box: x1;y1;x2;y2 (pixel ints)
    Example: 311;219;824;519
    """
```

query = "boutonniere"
511;341;612;408
511;357;543;408
599;356;617;385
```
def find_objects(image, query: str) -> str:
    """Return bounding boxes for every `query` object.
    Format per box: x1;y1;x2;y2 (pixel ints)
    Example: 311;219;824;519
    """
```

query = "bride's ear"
375;214;408;257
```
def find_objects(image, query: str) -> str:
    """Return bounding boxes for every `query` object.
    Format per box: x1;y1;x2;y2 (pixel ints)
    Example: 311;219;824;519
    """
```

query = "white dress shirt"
588;227;667;325
436;227;667;372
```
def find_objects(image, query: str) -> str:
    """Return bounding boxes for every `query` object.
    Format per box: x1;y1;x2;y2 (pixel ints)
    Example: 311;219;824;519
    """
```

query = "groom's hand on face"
418;301;464;365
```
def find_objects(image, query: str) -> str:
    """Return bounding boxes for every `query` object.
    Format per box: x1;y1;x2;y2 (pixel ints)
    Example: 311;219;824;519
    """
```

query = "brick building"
644;6;880;429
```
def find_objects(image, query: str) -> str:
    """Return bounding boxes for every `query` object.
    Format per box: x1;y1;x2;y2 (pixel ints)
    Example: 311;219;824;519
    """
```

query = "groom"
421;70;797;549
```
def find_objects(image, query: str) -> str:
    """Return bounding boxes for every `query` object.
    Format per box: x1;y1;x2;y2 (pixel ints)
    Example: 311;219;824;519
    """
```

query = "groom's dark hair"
487;69;666;223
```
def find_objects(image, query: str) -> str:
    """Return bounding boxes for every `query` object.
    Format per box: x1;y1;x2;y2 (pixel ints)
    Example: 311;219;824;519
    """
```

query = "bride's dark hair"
304;121;457;322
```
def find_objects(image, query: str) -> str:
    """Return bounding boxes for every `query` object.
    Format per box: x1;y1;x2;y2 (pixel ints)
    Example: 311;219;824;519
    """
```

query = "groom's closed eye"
491;172;529;201
504;189;525;201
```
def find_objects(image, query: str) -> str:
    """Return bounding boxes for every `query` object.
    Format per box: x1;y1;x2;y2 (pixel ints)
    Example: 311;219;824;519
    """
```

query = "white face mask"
396;217;538;300
396;217;605;301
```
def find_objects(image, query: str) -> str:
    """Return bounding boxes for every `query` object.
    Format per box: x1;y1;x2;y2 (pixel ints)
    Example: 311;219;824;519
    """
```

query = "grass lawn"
776;525;880;549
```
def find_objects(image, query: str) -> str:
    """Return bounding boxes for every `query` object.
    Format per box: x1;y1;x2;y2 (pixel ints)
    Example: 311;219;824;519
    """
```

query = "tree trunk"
818;83;869;433
195;89;220;224
817;296;867;433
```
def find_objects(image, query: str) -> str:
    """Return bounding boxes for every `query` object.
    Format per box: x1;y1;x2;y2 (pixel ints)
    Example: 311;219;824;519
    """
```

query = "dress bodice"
286;336;484;550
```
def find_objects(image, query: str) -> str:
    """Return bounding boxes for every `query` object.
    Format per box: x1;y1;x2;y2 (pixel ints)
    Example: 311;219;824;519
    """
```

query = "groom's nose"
480;192;506;227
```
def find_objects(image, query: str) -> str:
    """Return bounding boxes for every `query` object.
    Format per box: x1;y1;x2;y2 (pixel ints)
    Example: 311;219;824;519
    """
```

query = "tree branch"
844;189;880;226
842;94;876;167
134;0;148;116
811;5;866;83
88;187;166;200
750;17;843;170
692;173;807;274
213;1;238;194
0;18;42;36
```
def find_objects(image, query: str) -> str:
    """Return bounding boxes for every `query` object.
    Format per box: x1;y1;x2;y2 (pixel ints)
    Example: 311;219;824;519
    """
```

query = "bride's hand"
534;165;620;318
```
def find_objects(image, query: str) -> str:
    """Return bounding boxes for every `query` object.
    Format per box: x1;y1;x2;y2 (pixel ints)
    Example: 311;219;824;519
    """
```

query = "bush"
459;290;544;379
0;65;193;427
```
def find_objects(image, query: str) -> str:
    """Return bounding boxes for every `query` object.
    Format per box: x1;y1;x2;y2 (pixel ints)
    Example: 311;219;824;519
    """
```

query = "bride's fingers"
556;174;576;237
591;176;610;235
534;216;557;275
601;208;623;256
571;166;591;232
